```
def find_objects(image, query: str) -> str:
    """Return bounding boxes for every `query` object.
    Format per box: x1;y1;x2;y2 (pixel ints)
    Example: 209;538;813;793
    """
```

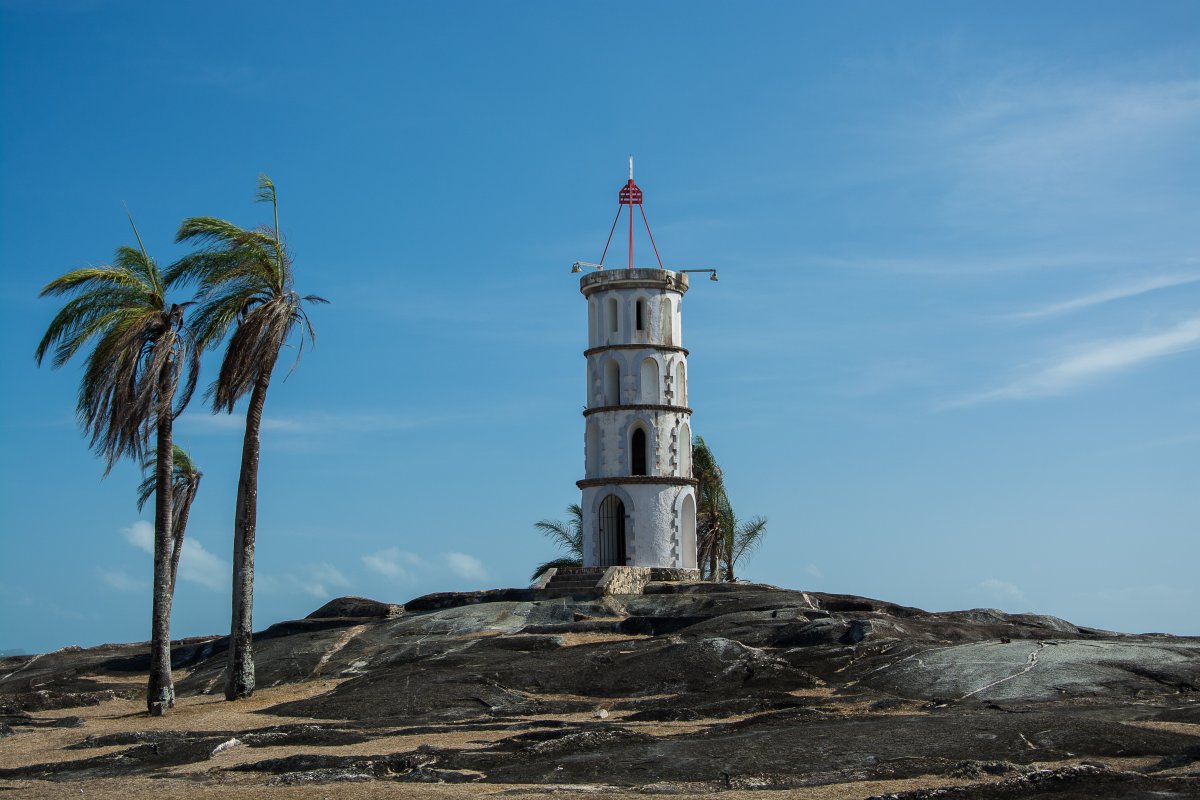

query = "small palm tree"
724;514;768;582
35;217;197;715
168;175;325;701
530;504;583;581
136;445;202;594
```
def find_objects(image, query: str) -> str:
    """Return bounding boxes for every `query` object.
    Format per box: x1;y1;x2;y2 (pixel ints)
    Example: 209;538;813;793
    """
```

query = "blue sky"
2;2;1198;652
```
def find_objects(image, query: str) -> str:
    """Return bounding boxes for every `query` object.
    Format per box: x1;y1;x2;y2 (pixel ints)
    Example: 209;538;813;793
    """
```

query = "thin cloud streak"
948;317;1200;407
178;410;462;436
1002;273;1200;321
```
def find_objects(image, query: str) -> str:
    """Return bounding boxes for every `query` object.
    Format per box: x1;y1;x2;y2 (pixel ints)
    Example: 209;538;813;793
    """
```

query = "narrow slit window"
636;300;645;331
631;427;647;475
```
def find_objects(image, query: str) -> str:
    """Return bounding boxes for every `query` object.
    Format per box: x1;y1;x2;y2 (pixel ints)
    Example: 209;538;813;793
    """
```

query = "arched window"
679;422;691;477
586;423;600;475
598;495;627;567
635;299;645;331
676;362;687;406
606;296;619;338
639;358;659;404
631;426;648;475
660;297;674;345
603;359;621;406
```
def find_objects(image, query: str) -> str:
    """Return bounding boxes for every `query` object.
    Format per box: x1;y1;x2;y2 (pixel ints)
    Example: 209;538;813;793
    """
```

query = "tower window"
636;299;645;331
607;297;619;334
631;427;647;475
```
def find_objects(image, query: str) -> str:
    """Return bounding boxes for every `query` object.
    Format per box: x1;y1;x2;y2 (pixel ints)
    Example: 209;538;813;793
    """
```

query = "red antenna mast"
597;156;663;270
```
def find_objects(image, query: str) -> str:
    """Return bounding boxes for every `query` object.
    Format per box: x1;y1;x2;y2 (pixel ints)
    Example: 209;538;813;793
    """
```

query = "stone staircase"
541;567;607;597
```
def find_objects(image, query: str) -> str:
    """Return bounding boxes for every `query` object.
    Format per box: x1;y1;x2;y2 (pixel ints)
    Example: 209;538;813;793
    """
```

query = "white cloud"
98;568;144;593
178;410;457;437
119;521;227;591
1002;272;1200;321
950;316;1200;406
311;562;350;588
804;564;824;579
976;578;1026;606
941;77;1200;218
444;552;488;581
178;538;228;591
362;547;426;581
122;520;154;554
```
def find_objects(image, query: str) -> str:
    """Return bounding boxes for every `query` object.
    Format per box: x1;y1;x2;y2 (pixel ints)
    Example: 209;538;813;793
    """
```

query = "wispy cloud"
258;563;350;600
177;410;461;436
98;567;144;593
362;547;427;581
975;578;1026;607
1001;272;1200;321
949;317;1200;406
120;521;228;591
941;77;1200;218
444;552;487;581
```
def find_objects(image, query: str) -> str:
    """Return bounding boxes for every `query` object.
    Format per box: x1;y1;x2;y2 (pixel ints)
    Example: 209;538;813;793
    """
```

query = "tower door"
598;495;627;566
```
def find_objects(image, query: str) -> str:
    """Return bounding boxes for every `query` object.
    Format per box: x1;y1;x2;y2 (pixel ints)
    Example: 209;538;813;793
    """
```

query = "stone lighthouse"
573;161;705;572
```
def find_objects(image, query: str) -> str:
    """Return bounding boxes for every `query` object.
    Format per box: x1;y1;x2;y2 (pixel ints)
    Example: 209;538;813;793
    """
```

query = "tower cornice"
577;476;699;490
584;344;689;358
583;403;692;417
579;268;689;298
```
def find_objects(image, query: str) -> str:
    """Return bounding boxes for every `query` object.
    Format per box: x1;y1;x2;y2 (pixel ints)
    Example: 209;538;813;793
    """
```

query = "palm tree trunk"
146;372;175;716
224;371;270;700
167;475;199;595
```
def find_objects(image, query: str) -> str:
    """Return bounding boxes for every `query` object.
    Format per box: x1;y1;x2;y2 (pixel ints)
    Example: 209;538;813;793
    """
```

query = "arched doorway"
598;494;627;566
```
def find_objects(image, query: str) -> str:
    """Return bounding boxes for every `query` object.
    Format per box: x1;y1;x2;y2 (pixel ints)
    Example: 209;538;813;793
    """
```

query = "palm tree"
167;175;325;700
136;445;202;594
692;436;768;582
530;504;583;581
724;514;768;582
35;218;197;715
692;436;726;580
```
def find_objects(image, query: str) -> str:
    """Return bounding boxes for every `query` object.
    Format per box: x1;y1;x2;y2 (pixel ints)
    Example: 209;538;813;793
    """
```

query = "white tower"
574;162;701;571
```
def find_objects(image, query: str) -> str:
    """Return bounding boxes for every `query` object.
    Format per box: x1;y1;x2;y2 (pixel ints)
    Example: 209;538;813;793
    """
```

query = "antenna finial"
629;154;633;181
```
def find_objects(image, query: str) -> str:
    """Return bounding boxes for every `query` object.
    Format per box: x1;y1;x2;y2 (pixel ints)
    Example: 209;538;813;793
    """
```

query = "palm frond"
37;236;196;473
530;557;582;582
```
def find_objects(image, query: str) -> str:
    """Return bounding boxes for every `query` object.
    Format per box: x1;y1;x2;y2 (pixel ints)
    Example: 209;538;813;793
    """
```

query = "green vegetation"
35;177;325;714
35;215;198;714
168;175;326;701
693;436;767;582
136;444;202;596
530;504;583;581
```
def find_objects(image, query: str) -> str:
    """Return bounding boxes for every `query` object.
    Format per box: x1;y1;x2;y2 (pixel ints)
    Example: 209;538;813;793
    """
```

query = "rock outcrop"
1;582;1197;797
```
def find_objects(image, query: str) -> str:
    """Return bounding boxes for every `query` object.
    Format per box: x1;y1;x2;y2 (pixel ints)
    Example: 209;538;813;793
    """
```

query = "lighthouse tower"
575;162;700;571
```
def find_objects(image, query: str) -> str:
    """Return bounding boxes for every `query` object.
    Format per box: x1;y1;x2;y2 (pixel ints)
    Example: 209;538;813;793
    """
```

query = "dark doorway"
631;428;647;475
598;495;627;566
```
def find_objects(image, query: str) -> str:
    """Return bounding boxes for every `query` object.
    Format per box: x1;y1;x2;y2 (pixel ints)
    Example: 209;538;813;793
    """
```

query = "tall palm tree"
692;436;726;580
692;436;768;582
530;504;583;581
167;175;325;700
35;218;197;715
136;444;202;594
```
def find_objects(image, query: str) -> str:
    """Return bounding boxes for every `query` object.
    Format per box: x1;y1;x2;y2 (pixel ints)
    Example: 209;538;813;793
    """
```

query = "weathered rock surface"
1;582;1198;797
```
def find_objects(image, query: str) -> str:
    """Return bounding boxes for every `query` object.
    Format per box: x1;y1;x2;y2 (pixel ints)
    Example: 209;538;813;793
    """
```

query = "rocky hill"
1;582;1198;798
